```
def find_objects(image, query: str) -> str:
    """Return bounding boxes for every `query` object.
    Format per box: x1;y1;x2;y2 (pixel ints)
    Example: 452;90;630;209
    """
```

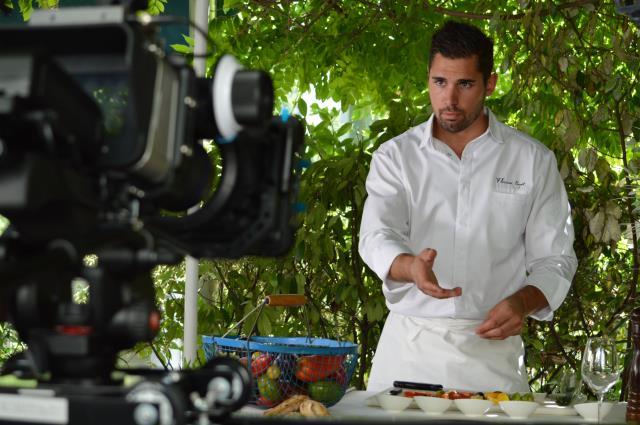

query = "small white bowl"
499;400;540;419
532;392;547;404
414;396;452;415
574;402;614;422
454;399;493;416
376;394;413;412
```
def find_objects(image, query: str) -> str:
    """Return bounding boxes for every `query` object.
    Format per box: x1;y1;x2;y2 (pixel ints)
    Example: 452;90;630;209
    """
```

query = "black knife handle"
393;381;443;391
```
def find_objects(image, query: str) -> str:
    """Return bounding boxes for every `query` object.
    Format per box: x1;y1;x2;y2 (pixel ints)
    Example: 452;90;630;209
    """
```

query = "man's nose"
444;86;459;106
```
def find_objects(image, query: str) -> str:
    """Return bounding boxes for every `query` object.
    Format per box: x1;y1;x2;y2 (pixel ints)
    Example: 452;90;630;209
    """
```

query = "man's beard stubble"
436;104;483;133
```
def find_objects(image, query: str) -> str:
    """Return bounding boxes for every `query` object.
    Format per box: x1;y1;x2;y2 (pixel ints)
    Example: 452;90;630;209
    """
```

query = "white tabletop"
235;390;627;423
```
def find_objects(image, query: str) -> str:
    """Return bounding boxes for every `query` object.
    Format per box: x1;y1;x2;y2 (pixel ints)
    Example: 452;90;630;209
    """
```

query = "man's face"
428;53;496;134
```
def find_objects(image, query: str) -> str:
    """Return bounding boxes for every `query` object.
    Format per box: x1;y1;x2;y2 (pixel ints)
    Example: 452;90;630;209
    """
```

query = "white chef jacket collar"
420;107;506;150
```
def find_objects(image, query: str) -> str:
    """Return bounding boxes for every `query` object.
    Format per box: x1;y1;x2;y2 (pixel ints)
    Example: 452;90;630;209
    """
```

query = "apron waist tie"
406;316;483;341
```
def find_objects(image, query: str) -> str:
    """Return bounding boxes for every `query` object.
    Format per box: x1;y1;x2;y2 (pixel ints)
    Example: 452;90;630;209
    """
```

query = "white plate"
366;388;578;416
366;388;500;413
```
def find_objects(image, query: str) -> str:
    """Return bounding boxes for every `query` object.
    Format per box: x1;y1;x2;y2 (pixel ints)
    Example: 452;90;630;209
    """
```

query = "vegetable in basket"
266;364;281;380
295;355;345;382
308;380;343;405
250;353;273;377
257;374;283;402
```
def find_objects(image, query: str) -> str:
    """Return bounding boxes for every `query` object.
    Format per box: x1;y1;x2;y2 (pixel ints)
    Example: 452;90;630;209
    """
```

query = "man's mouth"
441;111;462;120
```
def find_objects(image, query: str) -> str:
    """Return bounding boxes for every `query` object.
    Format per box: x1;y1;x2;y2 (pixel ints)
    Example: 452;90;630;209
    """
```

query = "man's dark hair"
429;21;494;84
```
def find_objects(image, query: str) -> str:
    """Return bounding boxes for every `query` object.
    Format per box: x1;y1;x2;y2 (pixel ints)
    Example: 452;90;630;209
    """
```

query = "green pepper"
308;380;343;405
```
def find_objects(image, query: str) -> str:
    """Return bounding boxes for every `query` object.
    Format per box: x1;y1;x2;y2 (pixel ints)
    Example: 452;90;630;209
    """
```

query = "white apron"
367;312;529;393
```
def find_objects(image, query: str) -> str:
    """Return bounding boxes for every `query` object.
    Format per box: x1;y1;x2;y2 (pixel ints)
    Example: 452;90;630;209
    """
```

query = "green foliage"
1;0;13;13
173;0;639;395
146;0;166;16
4;1;639;398
0;323;25;364
9;0;58;21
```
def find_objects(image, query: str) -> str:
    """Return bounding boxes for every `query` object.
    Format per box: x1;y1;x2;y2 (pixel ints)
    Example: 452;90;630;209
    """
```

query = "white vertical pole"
183;0;210;368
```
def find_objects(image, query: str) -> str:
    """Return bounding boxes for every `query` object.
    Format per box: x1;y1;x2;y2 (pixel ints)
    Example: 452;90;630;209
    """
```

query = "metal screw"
184;96;197;108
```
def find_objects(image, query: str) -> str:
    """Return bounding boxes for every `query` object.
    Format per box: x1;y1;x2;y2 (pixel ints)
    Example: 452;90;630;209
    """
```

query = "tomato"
403;390;437;398
298;355;344;371
250;353;273;377
445;390;473;400
295;355;344;382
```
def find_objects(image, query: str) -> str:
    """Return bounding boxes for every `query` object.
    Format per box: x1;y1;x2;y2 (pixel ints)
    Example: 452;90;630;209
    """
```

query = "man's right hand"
390;249;462;299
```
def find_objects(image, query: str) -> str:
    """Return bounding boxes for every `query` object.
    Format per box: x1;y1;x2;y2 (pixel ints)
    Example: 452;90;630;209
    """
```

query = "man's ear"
485;73;498;96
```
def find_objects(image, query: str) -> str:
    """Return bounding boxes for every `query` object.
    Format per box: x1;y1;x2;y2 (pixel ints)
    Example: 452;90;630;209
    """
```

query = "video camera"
0;1;304;423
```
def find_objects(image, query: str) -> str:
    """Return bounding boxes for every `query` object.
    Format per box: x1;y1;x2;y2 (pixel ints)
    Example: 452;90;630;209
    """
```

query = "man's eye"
460;81;473;89
434;80;445;86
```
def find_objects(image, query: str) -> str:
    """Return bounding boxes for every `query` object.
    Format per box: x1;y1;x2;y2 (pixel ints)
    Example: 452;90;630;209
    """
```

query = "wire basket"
202;295;358;407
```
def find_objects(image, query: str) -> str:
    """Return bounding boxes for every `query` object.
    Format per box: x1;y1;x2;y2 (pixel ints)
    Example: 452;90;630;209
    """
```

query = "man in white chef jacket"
359;20;577;393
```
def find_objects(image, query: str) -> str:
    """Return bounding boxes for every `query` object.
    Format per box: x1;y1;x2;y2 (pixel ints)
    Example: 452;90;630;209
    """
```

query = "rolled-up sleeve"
524;151;578;321
358;148;413;290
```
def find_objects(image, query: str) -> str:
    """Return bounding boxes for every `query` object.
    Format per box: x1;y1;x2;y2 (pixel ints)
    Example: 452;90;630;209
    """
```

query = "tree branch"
424;0;600;21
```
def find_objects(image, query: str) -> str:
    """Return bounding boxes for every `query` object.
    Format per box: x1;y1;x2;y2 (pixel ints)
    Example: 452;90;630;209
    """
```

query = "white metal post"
183;0;210;367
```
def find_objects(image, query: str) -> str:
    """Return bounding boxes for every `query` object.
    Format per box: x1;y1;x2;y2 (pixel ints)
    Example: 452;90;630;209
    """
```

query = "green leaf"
171;44;193;54
589;211;605;242
298;98;307;117
558;57;569;73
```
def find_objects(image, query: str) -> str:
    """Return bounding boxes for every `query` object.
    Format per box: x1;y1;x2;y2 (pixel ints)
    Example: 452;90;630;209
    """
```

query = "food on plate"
485;391;509;404
510;392;535;402
402;389;535;404
263;395;331;417
402;389;476;399
402;390;438;398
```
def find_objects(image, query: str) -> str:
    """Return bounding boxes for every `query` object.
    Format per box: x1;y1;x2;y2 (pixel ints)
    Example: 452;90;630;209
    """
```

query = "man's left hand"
475;296;526;340
475;285;548;340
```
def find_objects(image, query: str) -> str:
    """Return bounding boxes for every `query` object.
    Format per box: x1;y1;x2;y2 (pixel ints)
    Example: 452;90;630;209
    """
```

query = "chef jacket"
359;108;577;320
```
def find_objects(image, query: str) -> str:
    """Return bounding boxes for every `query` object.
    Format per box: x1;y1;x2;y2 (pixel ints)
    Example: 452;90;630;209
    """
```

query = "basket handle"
265;294;307;307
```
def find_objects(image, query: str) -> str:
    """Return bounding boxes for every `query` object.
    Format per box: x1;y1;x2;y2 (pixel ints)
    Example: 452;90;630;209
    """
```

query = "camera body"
0;3;304;415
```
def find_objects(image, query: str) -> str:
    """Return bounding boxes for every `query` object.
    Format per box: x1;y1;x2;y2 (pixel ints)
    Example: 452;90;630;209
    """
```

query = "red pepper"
295;355;344;382
250;353;273;377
